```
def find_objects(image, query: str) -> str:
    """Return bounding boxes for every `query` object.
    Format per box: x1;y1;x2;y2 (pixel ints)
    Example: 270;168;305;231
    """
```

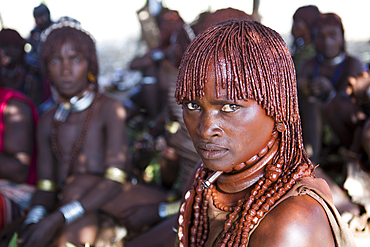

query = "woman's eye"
73;56;82;63
186;102;201;110
222;104;240;112
50;57;60;64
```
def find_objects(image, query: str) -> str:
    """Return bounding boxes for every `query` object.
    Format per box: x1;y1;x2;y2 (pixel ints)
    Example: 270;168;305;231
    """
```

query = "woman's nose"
196;111;223;139
62;60;72;75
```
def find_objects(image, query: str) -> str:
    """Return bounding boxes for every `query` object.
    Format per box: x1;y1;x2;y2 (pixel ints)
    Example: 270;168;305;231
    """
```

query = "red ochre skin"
183;62;275;174
175;20;335;247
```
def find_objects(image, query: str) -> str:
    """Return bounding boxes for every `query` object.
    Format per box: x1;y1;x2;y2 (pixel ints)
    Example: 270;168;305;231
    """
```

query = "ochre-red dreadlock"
176;20;314;246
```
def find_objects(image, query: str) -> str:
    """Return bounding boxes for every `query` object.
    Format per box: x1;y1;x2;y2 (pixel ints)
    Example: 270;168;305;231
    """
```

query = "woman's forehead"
50;41;82;56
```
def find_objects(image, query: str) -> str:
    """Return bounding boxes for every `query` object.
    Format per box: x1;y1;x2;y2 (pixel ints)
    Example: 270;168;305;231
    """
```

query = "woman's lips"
196;143;228;160
59;81;74;89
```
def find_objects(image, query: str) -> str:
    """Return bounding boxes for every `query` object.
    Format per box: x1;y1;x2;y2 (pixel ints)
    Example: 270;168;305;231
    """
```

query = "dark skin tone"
321;25;365;150
124;57;337;246
290;12;318;77
182;62;275;174
0;48;33;183
315;25;343;59
347;72;370;157
297;24;363;163
34;14;51;31
101;182;167;232
0;99;33;183
18;42;128;247
125;215;178;247
296;22;361;212
129;51;161;119
1;44;23;69
298;26;346;98
1;44;23;90
183;63;335;246
291;18;311;44
249;195;334;246
102;51;170;233
0;42;40;105
124;161;202;247
105;15;185;232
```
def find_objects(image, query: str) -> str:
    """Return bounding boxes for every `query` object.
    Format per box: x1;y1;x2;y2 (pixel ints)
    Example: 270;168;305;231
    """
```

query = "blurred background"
1;0;369;88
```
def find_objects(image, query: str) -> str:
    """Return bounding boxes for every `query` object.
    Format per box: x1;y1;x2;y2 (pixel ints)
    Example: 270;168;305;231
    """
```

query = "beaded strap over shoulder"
247;177;356;247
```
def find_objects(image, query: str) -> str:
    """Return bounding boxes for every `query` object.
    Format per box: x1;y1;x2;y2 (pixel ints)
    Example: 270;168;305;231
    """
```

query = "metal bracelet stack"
23;205;48;228
59;200;85;225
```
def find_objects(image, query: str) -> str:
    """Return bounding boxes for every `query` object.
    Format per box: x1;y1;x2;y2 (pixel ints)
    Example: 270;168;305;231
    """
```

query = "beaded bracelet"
22;205;48;228
158;200;181;218
104;167;128;185
59;200;85;225
37;179;57;192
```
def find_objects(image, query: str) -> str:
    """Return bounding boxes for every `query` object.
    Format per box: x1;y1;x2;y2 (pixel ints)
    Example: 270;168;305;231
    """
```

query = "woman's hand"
118;203;161;232
347;71;370;103
18;211;64;247
309;76;334;96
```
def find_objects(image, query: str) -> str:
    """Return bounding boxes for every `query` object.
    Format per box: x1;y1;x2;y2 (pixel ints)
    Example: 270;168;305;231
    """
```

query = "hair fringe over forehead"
176;20;311;169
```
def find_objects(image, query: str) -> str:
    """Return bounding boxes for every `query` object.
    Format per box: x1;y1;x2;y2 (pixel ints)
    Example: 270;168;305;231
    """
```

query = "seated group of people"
0;4;368;247
292;5;369;167
292;6;370;218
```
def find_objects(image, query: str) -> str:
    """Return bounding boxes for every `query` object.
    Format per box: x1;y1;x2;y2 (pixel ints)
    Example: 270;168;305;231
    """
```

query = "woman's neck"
57;84;94;103
208;137;279;211
216;139;279;194
318;51;346;66
53;84;96;122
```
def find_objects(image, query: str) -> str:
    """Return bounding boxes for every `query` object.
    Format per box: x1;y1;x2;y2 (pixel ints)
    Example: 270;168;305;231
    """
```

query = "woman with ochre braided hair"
174;20;356;247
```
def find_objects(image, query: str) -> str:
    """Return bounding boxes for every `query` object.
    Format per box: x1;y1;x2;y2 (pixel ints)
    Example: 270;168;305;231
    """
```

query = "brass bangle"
37;179;57;192
104;167;128;185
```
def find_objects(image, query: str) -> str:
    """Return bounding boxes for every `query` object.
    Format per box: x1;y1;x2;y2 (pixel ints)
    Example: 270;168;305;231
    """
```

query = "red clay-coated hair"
176;20;314;246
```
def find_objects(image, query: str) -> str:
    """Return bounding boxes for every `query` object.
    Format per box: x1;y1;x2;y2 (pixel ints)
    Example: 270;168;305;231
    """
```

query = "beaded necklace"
216;131;278;194
212;139;279;212
178;140;311;247
51;92;99;189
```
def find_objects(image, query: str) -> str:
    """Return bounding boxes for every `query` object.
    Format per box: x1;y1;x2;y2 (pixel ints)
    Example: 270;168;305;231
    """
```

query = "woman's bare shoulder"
249;194;335;247
95;92;126;120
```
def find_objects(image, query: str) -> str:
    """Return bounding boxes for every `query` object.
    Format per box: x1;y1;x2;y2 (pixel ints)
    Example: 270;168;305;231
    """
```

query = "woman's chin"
202;161;234;173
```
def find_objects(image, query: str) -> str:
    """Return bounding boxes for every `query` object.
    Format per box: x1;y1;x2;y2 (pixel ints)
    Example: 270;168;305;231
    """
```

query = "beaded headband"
41;16;96;43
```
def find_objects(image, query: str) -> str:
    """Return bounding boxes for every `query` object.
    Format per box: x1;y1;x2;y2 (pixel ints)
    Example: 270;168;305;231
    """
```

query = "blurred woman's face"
48;42;89;99
315;25;344;59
